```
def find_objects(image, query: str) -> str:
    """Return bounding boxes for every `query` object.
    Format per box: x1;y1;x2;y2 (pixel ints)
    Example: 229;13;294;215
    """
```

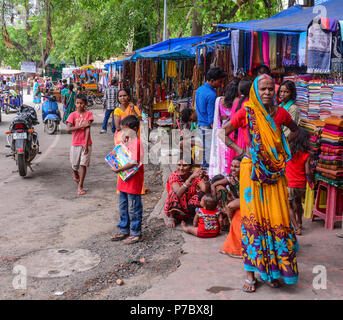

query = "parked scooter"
42;95;61;135
5;103;40;177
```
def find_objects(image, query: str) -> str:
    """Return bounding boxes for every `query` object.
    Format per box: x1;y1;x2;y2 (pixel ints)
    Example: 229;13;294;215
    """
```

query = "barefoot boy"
66;93;94;195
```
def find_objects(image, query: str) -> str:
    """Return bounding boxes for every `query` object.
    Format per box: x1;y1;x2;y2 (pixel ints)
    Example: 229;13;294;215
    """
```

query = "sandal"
78;189;86;195
294;227;302;236
242;278;257;293
110;232;129;241
123;235;142;244
263;279;280;288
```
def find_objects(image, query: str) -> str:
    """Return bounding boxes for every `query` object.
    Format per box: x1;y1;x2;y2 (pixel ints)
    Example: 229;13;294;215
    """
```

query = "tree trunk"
191;1;202;37
156;0;162;43
288;0;296;7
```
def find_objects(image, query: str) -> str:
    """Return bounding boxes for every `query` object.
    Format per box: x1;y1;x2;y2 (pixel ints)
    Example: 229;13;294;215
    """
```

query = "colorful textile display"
316;116;343;186
331;85;343;118
307;20;332;74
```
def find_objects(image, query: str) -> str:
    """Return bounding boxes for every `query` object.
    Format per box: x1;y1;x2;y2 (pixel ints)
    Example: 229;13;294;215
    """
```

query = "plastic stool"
312;181;343;229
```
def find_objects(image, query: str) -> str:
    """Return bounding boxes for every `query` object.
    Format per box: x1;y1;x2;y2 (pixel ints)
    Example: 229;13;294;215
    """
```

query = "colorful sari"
114;105;141;145
63;91;76;123
226;99;247;174
33;82;41;104
221;174;242;257
164;171;203;220
239;76;298;284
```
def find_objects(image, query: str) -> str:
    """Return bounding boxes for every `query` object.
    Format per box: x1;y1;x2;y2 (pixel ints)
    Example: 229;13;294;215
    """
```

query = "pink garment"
226;98;248;174
218;99;231;174
322;128;343;136
262;32;270;68
66;110;94;146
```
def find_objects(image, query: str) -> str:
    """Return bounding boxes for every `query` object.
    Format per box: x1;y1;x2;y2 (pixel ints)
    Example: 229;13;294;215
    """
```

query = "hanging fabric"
252;32;261;69
231;30;239;76
269;32;277;70
167;60;177;78
238;30;245;74
262;32;270;68
298;32;307;67
276;33;283;68
307;19;332;74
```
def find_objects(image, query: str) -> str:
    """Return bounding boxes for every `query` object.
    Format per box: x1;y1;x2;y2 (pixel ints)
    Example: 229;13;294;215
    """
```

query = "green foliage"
0;0;284;69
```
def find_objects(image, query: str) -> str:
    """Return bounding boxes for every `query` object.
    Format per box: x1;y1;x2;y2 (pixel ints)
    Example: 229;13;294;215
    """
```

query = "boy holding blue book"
110;115;144;244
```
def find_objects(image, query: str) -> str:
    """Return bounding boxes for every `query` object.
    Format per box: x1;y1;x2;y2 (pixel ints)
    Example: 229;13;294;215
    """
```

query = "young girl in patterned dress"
181;194;223;238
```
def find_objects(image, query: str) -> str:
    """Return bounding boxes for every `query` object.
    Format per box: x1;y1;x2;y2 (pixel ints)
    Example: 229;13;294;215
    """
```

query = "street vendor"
164;157;210;228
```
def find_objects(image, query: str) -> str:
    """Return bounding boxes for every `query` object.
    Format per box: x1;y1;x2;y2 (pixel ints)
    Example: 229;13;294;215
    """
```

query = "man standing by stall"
100;78;119;134
195;67;226;168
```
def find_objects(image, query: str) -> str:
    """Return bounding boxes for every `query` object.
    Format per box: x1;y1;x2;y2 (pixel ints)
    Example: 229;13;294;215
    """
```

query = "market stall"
119;32;231;131
0;69;24;108
215;0;343;229
72;66;105;92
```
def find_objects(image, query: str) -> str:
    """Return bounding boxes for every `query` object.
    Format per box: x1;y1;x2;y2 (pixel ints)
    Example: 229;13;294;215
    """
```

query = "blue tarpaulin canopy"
131;31;230;60
216;0;343;32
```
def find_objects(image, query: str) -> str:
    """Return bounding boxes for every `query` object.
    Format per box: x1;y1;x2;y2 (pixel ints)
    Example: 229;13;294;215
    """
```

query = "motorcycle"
1;91;11;114
5;103;40;177
42;95;61;135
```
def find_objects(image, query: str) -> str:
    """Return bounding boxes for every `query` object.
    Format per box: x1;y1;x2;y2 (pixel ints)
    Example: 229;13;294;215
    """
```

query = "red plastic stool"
312;181;343;229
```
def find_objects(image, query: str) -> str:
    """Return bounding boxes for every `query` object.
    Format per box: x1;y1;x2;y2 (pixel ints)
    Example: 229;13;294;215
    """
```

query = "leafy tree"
0;0;284;69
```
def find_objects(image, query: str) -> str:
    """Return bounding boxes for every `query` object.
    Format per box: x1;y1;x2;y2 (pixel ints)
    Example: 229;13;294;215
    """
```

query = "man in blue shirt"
195;67;226;168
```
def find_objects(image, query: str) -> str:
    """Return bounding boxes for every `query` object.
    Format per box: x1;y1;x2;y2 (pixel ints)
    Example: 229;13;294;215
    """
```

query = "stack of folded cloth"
316;116;343;185
331;85;343;118
295;78;309;119
307;80;321;120
319;82;333;119
300;119;325;159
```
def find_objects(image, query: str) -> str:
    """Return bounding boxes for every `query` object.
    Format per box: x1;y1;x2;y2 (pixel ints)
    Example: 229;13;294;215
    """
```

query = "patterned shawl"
245;75;291;185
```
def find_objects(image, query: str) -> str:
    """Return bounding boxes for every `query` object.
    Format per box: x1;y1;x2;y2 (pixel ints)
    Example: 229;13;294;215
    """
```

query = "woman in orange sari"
114;88;145;194
114;88;142;145
222;74;299;292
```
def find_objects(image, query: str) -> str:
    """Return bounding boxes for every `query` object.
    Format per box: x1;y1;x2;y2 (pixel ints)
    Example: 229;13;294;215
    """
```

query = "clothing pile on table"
308;81;321;120
300;118;325;161
316;116;343;188
331;85;343;118
319;82;334;119
294;78;310;119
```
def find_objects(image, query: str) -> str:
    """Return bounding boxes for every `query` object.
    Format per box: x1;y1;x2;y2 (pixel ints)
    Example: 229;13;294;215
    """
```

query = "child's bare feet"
166;217;176;228
78;188;86;195
181;220;187;231
73;171;80;184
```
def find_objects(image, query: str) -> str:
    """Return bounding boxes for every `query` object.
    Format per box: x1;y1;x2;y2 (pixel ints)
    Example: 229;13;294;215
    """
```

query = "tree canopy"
0;0;284;69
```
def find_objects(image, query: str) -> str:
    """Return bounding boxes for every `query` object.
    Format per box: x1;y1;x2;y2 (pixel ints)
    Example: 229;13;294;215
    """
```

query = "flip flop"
242;278;257;293
78;189;86;195
263;279;280;288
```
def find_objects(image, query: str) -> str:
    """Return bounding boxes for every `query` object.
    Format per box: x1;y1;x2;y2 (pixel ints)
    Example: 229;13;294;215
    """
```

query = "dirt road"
0;98;182;300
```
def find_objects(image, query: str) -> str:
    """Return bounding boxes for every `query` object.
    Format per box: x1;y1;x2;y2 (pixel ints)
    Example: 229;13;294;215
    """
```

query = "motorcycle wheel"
45;120;57;135
95;96;102;105
18;154;27;177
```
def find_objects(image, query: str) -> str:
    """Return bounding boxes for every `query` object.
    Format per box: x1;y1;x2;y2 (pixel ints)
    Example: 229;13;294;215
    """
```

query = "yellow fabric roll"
304;183;315;219
167;61;177;78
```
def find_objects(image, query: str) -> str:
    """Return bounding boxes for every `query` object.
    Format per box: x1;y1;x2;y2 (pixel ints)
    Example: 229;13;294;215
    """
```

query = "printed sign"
21;61;36;73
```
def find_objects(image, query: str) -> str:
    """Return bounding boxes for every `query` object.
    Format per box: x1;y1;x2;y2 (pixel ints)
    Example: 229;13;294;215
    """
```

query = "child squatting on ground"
285;127;313;235
110;115;144;244
66;93;94;196
181;193;223;238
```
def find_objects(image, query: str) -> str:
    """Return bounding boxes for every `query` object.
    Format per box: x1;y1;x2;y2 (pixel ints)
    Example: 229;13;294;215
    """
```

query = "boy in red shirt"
110;115;144;244
181;194;223;238
66;94;93;196
285;128;312;235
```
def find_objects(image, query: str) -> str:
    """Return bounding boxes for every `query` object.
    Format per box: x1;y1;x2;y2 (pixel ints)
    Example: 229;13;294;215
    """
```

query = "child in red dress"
181;194;223;238
285;127;312;235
